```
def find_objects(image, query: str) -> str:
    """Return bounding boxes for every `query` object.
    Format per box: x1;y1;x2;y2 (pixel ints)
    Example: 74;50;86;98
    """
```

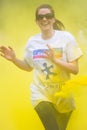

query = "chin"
41;27;50;31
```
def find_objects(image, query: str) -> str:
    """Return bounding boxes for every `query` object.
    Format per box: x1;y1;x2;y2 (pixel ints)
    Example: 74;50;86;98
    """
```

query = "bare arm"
52;58;78;74
0;46;33;72
45;44;79;75
12;57;33;71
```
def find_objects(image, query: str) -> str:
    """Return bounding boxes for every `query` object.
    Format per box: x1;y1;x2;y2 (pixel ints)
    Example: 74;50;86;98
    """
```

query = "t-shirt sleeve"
65;34;83;62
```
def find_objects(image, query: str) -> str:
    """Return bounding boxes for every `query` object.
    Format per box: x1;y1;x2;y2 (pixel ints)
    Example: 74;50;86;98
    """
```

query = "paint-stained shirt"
24;30;83;108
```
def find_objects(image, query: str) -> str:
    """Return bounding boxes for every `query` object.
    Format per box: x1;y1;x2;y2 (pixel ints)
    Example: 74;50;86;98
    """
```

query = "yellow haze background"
0;0;87;130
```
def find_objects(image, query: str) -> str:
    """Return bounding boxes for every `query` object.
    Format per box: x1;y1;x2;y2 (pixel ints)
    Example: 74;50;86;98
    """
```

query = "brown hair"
35;4;65;30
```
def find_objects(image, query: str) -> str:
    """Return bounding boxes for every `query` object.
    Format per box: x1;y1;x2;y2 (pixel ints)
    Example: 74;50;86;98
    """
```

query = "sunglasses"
36;13;54;20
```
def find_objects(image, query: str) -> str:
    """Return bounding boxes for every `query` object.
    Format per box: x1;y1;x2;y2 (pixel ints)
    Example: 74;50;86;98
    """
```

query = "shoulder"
27;33;41;43
25;33;41;48
56;30;75;39
55;30;76;45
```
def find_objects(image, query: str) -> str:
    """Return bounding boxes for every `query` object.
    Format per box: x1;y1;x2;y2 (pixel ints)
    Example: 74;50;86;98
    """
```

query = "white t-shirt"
24;30;83;107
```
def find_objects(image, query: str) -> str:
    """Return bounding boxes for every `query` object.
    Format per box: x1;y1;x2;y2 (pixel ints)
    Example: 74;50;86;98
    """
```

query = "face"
36;8;55;32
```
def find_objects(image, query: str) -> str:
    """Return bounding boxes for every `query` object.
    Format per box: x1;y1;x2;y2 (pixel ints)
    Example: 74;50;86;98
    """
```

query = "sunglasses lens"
36;13;54;20
45;13;53;19
37;15;43;20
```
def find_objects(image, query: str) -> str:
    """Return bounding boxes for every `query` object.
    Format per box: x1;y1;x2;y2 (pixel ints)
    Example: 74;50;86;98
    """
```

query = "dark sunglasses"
36;13;54;20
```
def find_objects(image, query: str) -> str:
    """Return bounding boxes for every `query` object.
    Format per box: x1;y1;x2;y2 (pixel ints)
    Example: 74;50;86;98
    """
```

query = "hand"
45;44;56;62
0;46;16;62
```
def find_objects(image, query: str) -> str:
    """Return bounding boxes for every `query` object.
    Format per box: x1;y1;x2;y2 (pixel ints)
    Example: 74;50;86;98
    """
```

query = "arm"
45;44;79;75
52;58;78;74
0;46;33;72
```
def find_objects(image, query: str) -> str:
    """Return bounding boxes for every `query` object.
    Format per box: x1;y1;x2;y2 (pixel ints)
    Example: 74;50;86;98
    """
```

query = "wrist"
52;57;58;63
11;56;17;63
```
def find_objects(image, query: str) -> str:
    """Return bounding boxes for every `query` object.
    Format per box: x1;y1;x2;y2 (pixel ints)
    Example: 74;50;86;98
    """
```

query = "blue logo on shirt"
33;49;47;59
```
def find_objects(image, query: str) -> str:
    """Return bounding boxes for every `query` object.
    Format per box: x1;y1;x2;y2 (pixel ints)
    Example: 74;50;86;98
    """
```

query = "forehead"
38;8;51;15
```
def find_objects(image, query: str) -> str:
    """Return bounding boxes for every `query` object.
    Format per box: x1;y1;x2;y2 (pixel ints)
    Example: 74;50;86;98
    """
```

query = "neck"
41;29;55;40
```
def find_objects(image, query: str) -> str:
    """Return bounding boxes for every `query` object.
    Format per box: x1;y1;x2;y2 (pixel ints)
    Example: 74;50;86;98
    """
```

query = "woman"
0;4;83;130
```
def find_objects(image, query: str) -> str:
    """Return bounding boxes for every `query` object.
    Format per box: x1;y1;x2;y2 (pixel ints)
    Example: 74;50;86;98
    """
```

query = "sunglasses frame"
36;13;54;20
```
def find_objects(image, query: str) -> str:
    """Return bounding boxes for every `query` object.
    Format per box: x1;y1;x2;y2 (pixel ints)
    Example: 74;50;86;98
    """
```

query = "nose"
42;16;47;20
